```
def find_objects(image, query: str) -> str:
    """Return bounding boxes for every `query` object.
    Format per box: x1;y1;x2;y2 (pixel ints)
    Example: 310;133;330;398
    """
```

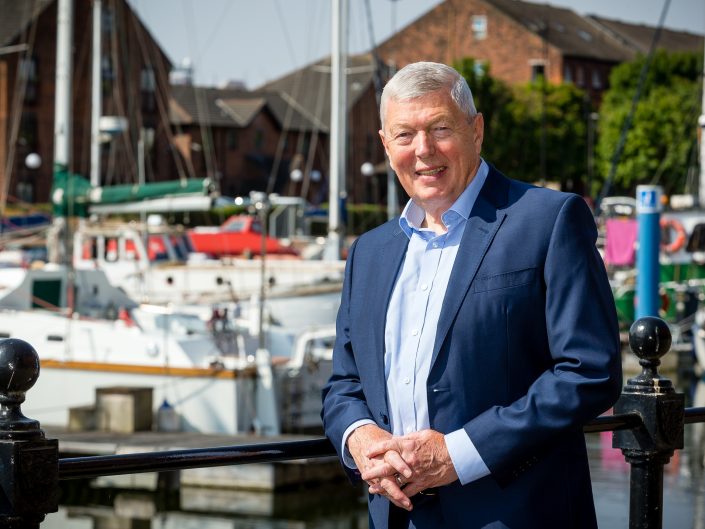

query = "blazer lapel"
431;168;509;367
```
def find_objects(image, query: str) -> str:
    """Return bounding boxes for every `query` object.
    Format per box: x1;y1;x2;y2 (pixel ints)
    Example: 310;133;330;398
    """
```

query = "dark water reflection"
42;380;705;529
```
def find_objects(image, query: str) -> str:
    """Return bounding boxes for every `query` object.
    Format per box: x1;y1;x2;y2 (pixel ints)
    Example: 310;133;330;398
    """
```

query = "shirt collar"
399;159;490;238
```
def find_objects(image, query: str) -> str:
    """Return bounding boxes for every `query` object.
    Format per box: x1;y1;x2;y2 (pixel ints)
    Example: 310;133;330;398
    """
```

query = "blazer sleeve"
463;194;622;486
321;238;376;479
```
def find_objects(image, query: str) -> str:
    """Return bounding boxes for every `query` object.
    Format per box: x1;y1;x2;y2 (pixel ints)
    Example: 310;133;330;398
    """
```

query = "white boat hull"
25;364;256;434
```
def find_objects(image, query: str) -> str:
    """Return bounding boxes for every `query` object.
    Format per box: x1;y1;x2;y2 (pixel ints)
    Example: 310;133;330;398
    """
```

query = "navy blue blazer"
322;166;622;528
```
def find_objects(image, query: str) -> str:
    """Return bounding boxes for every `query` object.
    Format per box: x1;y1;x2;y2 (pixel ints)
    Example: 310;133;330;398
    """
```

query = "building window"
19;56;38;103
141;67;156;113
530;62;546;82
563;64;572;83
577;29;593;42
18;112;38;150
472;15;487;40
101;56;114;80
302;132;311;156
365;133;375;160
473;60;487;78
592;69;602;89
576;66;585;87
102;7;114;34
227;130;238;150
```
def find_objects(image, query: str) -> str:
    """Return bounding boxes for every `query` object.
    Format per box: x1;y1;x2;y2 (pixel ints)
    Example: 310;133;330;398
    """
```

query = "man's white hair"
380;62;477;129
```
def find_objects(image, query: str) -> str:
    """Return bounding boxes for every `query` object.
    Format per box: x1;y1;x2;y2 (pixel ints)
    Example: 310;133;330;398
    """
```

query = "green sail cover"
51;165;211;217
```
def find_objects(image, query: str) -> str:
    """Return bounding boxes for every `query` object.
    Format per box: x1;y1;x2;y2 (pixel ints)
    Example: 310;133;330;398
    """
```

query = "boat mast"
324;0;348;261
699;35;705;207
48;0;74;265
54;0;73;174
90;0;101;187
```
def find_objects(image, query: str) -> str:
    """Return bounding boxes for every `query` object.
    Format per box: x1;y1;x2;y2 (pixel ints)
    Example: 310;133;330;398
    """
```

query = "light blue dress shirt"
342;160;491;486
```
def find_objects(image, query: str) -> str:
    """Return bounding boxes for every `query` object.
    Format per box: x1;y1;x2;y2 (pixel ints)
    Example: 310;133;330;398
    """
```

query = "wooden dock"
46;427;344;491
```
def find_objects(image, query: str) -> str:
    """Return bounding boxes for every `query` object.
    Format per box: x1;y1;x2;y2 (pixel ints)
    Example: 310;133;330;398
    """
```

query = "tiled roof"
587;15;704;55
257;53;378;132
486;0;633;61
0;0;53;47
169;84;324;132
170;85;254;127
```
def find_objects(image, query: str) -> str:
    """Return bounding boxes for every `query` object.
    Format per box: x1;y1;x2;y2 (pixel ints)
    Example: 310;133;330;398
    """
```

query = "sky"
128;0;705;90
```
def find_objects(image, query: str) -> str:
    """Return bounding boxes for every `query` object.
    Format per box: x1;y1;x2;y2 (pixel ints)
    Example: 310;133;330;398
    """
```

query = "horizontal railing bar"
685;406;705;424
583;412;643;433
59;438;336;480
58;407;705;481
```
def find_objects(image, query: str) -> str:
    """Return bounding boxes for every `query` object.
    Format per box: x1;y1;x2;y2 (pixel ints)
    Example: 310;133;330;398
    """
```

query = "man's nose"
414;131;435;157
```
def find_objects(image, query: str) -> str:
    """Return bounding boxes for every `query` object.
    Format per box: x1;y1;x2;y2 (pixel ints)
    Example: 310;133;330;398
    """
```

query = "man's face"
380;89;484;217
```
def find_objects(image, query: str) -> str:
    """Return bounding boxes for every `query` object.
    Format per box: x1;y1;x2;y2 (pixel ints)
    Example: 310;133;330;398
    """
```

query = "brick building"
169;84;329;202
0;0;172;205
376;0;703;107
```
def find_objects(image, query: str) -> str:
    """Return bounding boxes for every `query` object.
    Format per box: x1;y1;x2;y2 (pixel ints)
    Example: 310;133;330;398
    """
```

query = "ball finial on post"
0;339;42;439
0;339;59;527
614;316;684;528
628;316;671;362
626;316;673;394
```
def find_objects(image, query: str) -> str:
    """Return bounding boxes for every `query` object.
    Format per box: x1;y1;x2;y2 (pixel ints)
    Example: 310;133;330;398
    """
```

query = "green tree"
454;58;515;165
596;50;701;196
509;80;588;191
455;58;588;192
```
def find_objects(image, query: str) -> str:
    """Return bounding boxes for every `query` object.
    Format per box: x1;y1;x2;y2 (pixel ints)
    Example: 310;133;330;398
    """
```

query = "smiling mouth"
416;166;446;176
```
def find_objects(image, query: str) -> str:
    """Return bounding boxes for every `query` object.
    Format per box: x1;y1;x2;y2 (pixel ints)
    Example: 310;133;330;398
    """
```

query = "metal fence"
0;316;701;529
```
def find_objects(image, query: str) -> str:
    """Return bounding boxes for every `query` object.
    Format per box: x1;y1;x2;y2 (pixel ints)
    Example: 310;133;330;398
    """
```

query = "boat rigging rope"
129;7;192;182
181;0;218;183
265;0;309;195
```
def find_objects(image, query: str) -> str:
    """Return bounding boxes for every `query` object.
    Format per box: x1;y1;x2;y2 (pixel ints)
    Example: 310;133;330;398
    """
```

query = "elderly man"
322;61;621;529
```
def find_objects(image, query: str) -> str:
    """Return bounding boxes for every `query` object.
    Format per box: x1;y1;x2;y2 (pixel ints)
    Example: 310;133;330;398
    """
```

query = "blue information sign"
636;186;663;214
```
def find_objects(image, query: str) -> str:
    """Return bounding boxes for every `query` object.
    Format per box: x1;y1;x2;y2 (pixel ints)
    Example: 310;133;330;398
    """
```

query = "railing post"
613;317;685;529
0;338;59;528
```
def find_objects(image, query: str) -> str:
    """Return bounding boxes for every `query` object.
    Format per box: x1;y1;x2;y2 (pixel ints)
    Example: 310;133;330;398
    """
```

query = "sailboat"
10;0;338;437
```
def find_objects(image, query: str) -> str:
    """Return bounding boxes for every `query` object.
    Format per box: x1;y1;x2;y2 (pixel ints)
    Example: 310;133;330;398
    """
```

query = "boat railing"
286;325;337;372
0;317;699;528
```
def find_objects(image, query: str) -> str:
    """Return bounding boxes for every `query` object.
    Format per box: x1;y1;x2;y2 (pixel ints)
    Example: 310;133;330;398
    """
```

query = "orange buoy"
660;218;686;253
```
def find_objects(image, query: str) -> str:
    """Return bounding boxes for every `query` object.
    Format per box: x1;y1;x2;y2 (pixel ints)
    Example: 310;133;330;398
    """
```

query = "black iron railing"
0;317;697;528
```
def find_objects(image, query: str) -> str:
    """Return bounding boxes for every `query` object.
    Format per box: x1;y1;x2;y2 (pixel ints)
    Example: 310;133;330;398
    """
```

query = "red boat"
187;215;299;258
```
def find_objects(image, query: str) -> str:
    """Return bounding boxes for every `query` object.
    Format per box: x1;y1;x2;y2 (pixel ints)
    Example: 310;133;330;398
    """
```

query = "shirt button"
411;329;418;336
405;426;413;434
432;242;439;248
403;377;410;384
421;283;428;291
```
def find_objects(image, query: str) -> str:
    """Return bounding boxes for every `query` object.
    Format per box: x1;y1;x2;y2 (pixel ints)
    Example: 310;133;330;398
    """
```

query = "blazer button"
379;412;389;425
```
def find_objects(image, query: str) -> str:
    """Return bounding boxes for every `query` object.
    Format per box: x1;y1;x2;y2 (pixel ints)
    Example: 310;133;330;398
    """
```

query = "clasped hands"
347;424;458;511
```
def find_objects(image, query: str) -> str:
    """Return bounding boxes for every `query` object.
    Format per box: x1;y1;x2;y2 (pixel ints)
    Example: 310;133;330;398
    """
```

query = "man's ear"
473;113;485;153
378;129;388;152
379;130;393;168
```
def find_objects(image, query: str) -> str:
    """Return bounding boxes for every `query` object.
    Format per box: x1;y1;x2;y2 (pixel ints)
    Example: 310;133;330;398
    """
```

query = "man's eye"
432;127;451;137
395;132;413;144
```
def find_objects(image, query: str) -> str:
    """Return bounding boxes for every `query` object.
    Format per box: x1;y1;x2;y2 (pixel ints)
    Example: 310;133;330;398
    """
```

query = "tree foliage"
455;58;589;192
596;50;702;196
509;80;588;191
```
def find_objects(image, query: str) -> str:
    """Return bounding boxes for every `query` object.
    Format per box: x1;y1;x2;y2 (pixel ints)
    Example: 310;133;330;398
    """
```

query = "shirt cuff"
341;419;377;469
444;428;491;485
